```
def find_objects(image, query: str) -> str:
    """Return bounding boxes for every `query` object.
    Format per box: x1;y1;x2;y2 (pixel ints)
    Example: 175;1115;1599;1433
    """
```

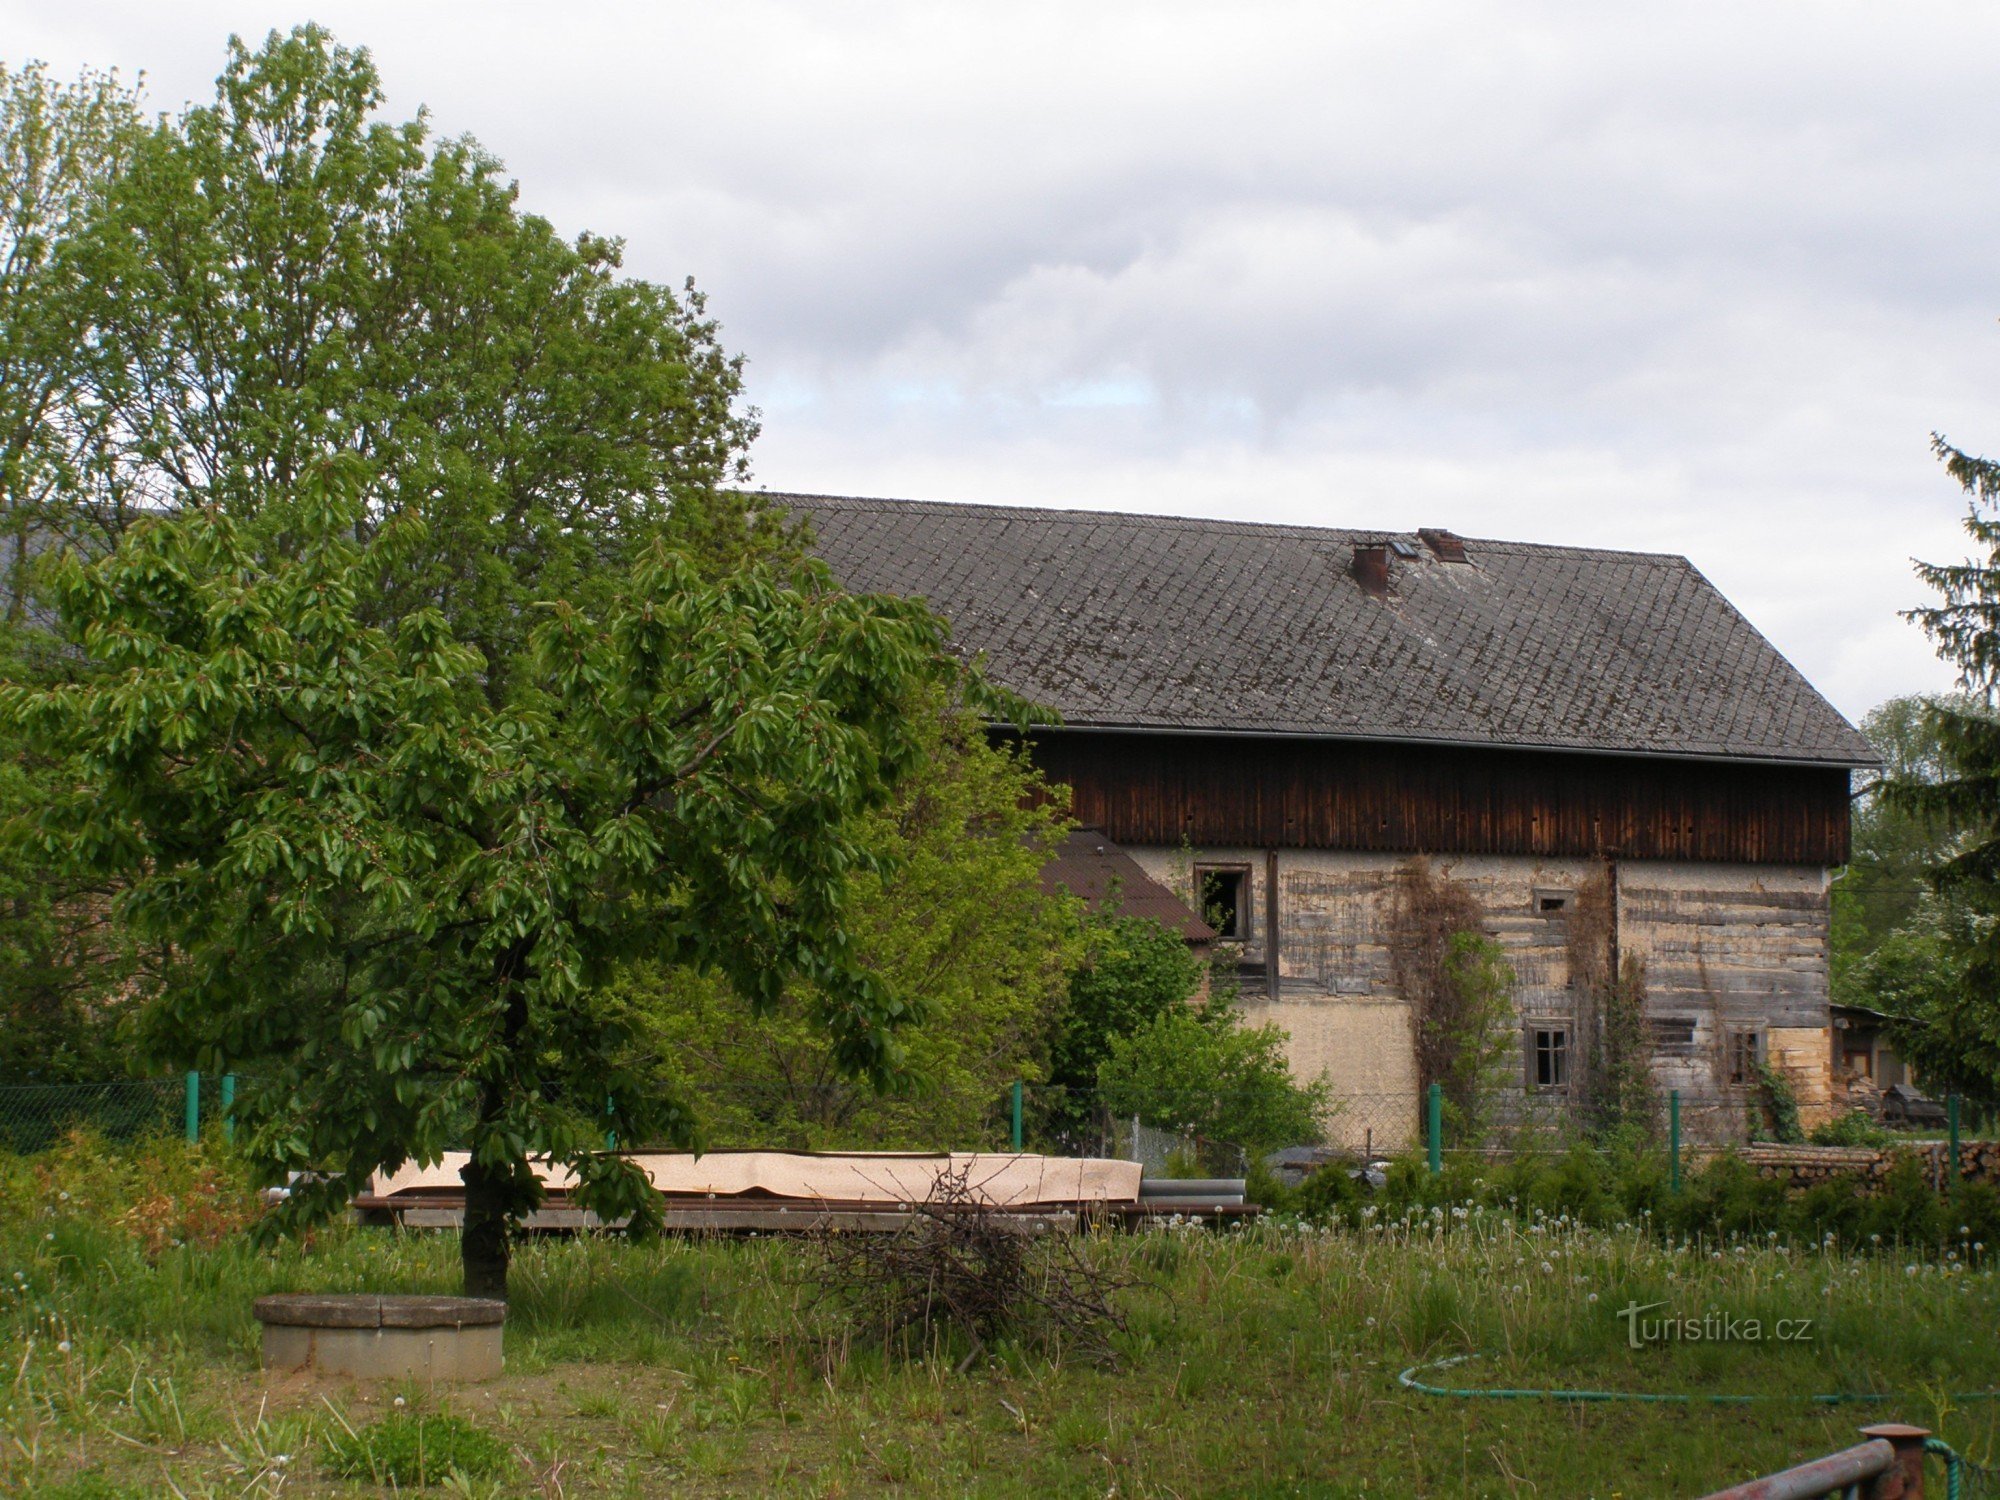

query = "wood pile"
1727;1140;1998;1190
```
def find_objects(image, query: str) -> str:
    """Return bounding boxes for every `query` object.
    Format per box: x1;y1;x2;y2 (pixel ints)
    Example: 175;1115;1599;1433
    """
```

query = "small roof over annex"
1038;828;1214;945
770;493;1874;769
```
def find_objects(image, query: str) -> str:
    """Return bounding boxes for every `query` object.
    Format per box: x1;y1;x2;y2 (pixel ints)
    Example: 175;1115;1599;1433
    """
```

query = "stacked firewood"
1729;1140;2000;1190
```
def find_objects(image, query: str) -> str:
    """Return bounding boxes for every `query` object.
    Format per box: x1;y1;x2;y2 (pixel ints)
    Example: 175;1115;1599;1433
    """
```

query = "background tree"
1050;914;1204;1103
1876;435;2000;1101
0;61;146;1081
6;462;974;1298
1097;982;1327;1157
0;58;142;617
1831;694;1975;1002
618;698;1081;1149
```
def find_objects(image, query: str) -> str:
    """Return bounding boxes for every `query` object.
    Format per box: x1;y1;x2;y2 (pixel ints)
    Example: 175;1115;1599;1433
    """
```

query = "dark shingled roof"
1039;829;1215;943
771;493;1874;768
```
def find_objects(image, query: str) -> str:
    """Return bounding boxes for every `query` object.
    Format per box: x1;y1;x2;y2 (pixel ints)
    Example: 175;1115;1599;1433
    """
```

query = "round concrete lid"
253;1293;506;1329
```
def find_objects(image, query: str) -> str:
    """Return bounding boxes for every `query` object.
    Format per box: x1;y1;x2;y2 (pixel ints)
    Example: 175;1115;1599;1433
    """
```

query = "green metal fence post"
1669;1089;1681;1194
1426;1082;1442;1175
220;1073;236;1145
183;1071;199;1143
1010;1081;1024;1152
1950;1094;1961;1182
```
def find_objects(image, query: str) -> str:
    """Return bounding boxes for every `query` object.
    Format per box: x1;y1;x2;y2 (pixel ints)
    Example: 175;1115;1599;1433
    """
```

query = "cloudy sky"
9;2;1998;722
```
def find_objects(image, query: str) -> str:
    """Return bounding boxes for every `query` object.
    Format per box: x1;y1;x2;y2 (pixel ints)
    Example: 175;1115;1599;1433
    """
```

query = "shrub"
322;1412;509;1486
1809;1109;1896;1147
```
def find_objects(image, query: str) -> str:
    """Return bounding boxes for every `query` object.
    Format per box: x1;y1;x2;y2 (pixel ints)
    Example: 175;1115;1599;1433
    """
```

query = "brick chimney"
1352;545;1390;597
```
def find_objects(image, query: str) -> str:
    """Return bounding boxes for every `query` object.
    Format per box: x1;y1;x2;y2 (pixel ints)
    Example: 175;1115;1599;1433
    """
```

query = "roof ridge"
752;490;1693;566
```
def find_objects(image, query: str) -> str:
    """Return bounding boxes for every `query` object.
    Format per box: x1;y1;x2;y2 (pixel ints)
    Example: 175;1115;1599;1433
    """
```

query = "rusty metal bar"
1696;1425;1930;1500
1695;1439;1894;1500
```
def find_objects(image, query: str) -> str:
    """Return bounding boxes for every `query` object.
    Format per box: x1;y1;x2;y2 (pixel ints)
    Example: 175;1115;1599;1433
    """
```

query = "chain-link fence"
0;1077;190;1155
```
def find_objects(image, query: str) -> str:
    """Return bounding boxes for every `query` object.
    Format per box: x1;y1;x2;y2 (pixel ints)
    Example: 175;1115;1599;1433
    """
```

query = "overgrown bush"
1809;1109;1897;1147
1388;861;1515;1137
1262;1138;2000;1258
1750;1060;1805;1144
0;1130;262;1258
1098;994;1327;1156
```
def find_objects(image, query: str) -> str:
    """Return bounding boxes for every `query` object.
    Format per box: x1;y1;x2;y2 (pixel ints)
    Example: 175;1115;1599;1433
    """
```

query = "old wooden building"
781;493;1875;1143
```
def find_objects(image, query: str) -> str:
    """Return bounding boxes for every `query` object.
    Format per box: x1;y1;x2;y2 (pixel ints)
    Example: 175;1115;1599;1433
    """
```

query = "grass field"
4;1142;1998;1497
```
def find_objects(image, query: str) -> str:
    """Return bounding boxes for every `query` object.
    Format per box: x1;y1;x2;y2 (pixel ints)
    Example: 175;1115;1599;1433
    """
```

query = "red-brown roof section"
1039;828;1215;943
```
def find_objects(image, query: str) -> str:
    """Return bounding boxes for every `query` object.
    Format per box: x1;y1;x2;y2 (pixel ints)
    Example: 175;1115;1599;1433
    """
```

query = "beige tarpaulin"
368;1151;1142;1207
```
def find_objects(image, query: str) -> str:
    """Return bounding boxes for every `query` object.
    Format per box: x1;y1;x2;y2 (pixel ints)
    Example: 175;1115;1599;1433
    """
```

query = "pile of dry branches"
801;1162;1131;1371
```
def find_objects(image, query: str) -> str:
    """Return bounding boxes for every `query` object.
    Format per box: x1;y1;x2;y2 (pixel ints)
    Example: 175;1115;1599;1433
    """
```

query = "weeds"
1;1130;1997;1494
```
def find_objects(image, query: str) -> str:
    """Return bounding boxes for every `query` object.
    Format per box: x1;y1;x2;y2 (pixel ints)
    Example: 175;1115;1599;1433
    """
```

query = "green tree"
0;58;142;617
617;699;1081;1149
4;462;972;1297
0;61;147;1081
1097;993;1327;1155
1051;913;1204;1102
1878;434;2000;1100
45;26;767;669
1831;694;1975;1002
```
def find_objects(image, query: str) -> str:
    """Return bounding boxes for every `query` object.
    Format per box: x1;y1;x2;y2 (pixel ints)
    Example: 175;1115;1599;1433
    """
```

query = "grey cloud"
7;0;1996;715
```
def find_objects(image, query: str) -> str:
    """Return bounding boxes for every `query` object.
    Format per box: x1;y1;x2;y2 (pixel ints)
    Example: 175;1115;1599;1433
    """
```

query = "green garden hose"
1399;1358;1998;1496
1398;1352;2000;1407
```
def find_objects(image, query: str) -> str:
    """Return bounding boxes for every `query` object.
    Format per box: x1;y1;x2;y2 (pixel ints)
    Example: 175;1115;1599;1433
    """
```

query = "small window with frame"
1728;1030;1762;1086
1194;864;1251;940
1527;1024;1570;1091
1648;1017;1697;1056
1532;887;1574;916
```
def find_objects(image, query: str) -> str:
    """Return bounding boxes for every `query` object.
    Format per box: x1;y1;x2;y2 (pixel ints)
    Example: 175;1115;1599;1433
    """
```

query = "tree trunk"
460;1155;510;1300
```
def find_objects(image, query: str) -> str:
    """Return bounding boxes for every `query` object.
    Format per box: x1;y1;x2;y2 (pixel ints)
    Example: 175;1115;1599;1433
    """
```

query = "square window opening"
1195;865;1250;940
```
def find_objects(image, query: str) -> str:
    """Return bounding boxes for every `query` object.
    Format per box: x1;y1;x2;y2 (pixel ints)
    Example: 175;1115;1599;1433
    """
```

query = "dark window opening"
1530;1026;1569;1090
1728;1030;1762;1086
1534;889;1573;915
1195;865;1250;940
1648;1017;1697;1056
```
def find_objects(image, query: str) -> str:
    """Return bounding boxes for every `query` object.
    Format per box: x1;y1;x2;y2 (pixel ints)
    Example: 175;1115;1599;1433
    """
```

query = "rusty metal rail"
1698;1425;1931;1500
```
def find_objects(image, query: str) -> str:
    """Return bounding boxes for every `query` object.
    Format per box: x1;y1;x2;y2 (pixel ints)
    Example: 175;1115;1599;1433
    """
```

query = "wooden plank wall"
1023;731;1852;865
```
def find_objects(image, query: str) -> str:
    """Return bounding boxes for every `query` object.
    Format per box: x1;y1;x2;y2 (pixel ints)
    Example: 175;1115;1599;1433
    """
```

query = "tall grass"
3;1132;1997;1496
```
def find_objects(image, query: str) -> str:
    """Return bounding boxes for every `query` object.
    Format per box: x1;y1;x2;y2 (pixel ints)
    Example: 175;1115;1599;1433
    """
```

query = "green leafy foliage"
1389;861;1517;1137
1097;994;1328;1154
1051;914;1204;1097
323;1412;508;1485
0;63;147;1082
2;461;970;1295
615;700;1081;1149
1749;1059;1804;1144
1809;1109;1896;1147
1871;432;2000;1100
1831;695;1977;1001
34;26;771;669
0;58;142;618
1286;1139;2000;1256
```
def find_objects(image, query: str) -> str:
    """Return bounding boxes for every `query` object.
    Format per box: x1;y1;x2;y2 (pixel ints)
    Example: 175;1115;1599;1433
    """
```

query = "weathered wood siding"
1116;846;1832;1145
1024;731;1852;866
